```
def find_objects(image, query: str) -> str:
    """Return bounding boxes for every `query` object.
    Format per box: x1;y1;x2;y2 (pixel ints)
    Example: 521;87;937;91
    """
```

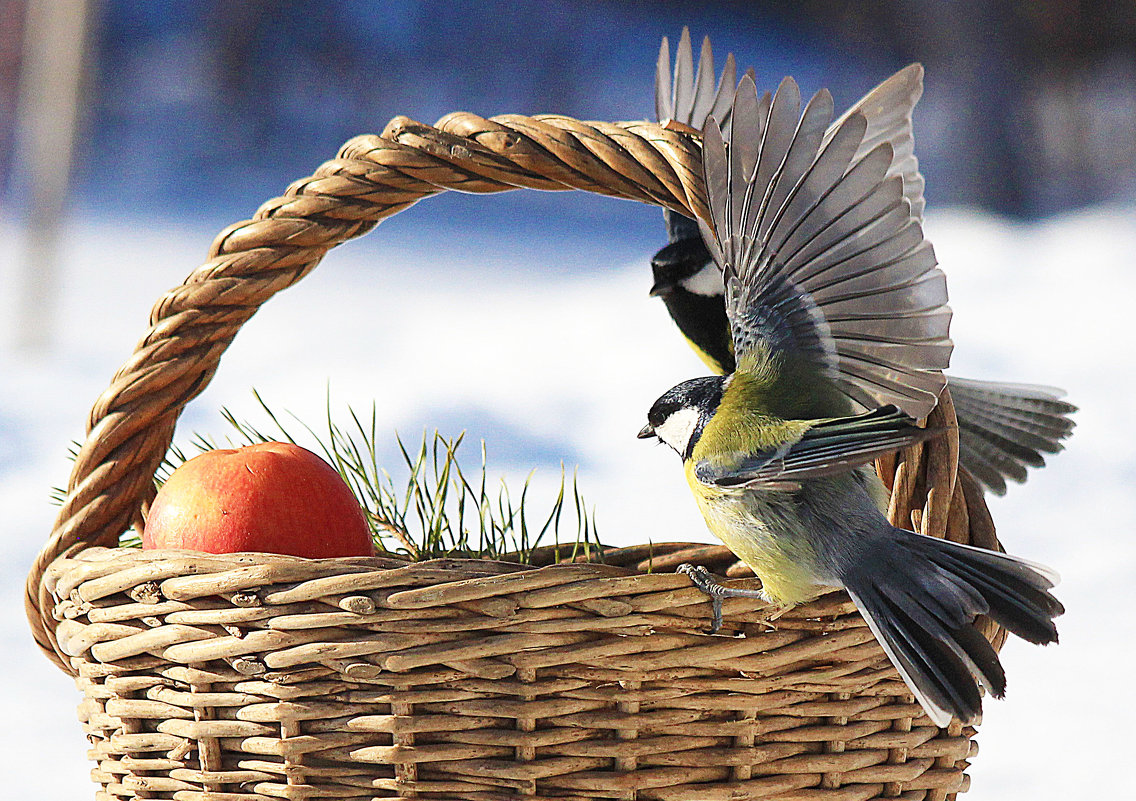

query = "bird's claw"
678;564;726;633
678;563;766;634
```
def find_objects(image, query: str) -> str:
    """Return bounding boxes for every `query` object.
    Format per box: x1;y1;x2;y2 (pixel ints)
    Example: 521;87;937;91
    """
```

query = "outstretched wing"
652;31;925;262
698;74;952;420
695;406;940;489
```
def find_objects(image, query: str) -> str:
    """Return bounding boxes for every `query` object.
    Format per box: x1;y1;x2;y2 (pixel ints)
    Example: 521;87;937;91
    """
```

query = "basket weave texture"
27;110;1004;801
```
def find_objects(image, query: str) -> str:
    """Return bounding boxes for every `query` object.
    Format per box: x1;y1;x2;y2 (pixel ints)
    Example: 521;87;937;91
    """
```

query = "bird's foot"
678;563;768;634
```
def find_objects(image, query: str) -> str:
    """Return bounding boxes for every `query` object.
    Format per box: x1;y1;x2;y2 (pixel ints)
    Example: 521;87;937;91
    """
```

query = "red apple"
143;441;375;558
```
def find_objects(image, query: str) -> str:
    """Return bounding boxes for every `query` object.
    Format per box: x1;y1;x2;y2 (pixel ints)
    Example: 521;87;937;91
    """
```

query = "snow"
0;202;1131;797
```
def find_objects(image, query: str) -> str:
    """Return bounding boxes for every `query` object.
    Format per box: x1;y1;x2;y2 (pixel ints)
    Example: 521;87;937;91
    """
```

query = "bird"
650;29;1076;496
637;68;1064;727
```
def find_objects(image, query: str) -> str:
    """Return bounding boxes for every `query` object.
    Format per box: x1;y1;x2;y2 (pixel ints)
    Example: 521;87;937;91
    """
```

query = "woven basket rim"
55;532;978;799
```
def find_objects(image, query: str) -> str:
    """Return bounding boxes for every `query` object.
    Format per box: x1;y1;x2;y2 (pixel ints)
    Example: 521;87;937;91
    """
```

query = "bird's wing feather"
694;406;939;488
654;33;671;123
826;63;925;218
699;74;952;419
655;27;744;131
948;375;1077;495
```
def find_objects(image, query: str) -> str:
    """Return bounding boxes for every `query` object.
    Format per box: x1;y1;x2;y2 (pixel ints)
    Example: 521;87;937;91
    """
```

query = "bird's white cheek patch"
654;408;702;455
680;264;725;297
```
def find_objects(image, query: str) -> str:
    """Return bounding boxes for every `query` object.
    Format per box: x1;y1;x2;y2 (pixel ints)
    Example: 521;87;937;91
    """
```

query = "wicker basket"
26;111;1007;801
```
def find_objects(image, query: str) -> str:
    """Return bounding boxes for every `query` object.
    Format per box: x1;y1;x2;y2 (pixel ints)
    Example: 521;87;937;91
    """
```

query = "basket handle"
24;113;710;664
24;111;976;668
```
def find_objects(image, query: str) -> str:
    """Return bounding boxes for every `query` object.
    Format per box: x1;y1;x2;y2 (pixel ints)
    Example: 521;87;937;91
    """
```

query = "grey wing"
948;375;1077;495
699;74;952;420
695;406;940;489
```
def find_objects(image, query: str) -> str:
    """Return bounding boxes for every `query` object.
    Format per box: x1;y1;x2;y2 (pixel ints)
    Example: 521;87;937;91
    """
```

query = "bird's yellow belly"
685;464;821;607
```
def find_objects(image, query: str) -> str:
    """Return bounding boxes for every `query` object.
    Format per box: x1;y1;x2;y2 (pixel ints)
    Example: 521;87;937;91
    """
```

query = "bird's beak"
648;279;672;297
637;424;655;440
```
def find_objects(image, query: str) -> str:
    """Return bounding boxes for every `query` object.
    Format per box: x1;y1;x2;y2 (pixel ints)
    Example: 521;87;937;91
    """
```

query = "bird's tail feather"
844;529;1063;727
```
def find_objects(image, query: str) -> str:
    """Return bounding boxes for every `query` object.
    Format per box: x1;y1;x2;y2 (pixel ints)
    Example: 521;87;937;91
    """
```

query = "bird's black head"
649;237;716;296
638;375;727;459
649;232;734;374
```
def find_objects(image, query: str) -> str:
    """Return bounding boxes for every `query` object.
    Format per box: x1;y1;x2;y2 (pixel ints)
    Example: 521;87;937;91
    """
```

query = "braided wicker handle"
25;111;986;666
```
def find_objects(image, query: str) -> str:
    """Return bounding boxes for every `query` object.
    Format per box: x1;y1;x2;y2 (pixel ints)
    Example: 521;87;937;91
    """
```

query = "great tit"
651;30;1075;495
638;72;1063;727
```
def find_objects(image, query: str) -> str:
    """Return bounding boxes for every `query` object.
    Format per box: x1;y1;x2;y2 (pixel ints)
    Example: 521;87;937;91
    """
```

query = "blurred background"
1;1;1133;798
7;1;1136;218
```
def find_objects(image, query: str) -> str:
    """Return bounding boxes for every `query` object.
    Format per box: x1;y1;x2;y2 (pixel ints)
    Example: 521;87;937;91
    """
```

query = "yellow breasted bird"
638;71;1063;727
651;30;1076;496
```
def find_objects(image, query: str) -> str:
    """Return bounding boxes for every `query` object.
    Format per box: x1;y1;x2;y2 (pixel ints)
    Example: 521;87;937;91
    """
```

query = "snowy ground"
0;202;1132;797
